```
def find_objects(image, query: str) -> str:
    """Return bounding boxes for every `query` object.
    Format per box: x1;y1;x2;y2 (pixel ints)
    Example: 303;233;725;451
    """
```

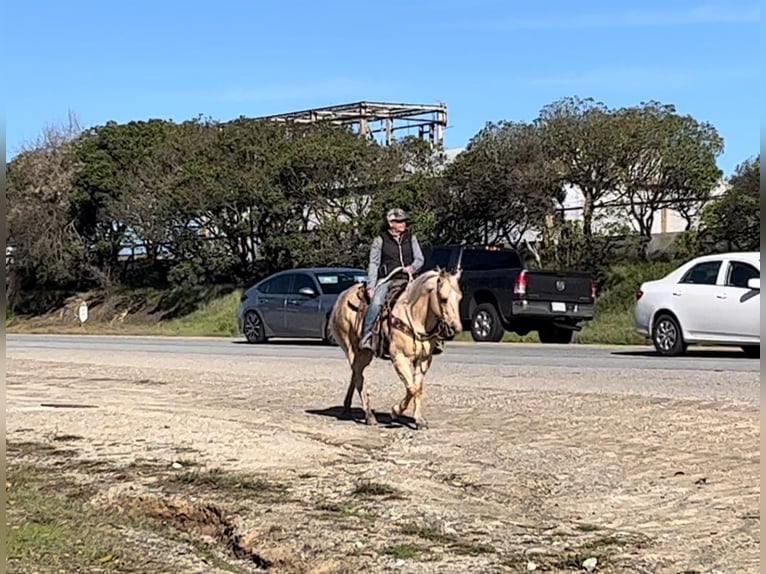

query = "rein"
392;275;453;342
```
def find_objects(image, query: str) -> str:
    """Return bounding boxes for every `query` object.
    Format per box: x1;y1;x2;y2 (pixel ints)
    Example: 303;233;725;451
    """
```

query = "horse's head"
430;268;463;339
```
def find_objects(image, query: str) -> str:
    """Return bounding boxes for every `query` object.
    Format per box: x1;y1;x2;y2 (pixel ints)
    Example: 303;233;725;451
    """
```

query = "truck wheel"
471;303;504;342
538;325;573;344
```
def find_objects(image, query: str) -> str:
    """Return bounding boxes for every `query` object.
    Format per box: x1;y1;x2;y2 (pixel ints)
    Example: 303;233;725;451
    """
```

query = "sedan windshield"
315;271;366;295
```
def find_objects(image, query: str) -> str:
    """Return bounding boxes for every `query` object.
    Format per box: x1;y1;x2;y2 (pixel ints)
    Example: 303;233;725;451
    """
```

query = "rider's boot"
360;331;374;351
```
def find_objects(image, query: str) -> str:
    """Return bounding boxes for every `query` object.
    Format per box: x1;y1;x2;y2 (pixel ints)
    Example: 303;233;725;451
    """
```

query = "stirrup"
360;333;374;350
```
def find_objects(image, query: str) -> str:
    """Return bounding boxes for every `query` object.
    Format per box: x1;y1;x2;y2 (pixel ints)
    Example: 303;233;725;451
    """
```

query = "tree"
72;118;184;284
535;97;623;239
613;101;723;243
436;120;562;247
696;155;759;252
7;112;88;305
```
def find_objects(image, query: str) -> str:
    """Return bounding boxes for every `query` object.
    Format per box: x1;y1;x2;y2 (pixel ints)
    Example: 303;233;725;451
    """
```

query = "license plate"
551;302;566;312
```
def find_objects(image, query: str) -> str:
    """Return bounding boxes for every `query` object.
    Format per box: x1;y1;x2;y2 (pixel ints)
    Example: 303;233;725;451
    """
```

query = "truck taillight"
591;280;598;300
636;289;643;300
514;270;527;296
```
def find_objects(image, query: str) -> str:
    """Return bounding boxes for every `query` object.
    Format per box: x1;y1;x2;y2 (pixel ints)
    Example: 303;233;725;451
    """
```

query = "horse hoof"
415;419;429;430
391;406;401;420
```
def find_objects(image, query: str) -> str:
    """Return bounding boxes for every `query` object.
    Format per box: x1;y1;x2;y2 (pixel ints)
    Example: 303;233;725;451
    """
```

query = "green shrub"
153;290;243;337
595;260;680;314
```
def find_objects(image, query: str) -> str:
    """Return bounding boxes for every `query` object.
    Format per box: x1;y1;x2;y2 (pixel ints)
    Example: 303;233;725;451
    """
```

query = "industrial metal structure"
255;101;448;147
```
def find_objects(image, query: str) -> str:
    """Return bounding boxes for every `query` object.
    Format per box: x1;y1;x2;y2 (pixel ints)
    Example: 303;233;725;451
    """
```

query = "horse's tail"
329;283;367;356
328;287;351;354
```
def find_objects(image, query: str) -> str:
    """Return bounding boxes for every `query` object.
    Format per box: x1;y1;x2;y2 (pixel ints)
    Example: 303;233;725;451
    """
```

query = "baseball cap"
386;208;410;222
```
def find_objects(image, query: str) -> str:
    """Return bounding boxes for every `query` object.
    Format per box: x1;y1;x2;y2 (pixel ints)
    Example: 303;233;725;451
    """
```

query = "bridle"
393;273;457;343
432;274;458;339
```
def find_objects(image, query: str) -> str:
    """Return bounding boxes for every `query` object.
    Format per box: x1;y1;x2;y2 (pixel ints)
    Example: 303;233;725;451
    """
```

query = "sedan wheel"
243;311;265;343
652;314;685;356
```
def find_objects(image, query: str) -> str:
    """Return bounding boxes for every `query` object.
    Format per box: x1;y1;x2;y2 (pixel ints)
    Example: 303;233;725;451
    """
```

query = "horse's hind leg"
343;350;375;425
342;350;357;418
354;352;375;425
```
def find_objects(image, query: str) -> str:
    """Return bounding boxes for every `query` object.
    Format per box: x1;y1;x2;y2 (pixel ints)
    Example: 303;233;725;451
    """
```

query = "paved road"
6;334;760;373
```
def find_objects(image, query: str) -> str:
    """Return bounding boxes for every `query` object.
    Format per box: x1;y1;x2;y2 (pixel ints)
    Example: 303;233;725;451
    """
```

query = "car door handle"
672;290;682;296
716;294;727;299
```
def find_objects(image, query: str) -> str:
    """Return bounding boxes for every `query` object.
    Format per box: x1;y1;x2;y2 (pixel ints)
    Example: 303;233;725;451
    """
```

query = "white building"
558;179;730;235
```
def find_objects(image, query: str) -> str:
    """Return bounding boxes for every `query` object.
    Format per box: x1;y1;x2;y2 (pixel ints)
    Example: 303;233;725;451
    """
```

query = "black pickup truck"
424;244;596;343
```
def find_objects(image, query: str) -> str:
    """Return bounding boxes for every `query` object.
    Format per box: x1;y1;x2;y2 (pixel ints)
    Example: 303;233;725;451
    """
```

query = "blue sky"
6;0;759;175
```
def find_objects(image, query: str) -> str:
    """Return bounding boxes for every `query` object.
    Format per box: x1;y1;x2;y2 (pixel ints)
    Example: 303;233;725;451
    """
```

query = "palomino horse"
328;267;463;430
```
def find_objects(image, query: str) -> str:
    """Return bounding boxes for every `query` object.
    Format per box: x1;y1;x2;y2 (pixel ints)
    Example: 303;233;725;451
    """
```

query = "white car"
635;251;760;357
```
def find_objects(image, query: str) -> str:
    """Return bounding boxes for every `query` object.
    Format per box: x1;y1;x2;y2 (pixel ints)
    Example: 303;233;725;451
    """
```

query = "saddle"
348;278;408;360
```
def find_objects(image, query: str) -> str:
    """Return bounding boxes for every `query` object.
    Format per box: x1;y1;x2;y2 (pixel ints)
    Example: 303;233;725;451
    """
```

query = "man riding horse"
360;209;417;346
328;207;463;429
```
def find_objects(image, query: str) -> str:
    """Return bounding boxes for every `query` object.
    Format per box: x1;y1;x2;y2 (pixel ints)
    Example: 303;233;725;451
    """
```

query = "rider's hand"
367;288;375;298
404;265;413;275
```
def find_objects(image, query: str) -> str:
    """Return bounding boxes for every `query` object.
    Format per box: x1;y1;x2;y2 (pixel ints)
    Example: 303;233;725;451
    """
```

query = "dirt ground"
5;346;760;573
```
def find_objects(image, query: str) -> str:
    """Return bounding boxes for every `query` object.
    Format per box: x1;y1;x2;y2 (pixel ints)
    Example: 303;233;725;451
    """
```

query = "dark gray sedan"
237;266;367;344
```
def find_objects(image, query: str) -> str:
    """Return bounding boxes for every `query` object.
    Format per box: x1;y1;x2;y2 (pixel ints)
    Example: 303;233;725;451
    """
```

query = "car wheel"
741;345;760;358
652;313;686;356
243;310;266;343
471;303;504;342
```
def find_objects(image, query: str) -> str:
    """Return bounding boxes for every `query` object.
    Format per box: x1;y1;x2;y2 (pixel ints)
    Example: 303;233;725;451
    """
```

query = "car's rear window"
316;272;367;294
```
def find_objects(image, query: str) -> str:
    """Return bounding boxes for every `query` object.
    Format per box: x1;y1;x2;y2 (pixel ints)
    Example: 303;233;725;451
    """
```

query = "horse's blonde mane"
402;269;441;303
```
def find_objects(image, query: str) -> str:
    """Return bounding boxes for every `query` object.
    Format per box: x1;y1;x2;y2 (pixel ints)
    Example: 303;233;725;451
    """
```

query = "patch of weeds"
555;553;600;570
61;458;113;472
437;471;479;490
575;523;602;532
164;468;289;501
500;555;530;569
316;501;355;515
316;500;377;524
580;535;621;550
400;522;454;544
399;521;496;556
8;441;58;455
382;543;422;560
450;541;496;556
8;440;78;460
351;480;404;500
6;464;134;573
581;532;652;551
534;532;653;571
52;434;84;442
174;458;201;468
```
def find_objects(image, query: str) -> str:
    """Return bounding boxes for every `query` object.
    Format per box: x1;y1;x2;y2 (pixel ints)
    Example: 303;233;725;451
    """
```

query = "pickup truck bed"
425;245;596;343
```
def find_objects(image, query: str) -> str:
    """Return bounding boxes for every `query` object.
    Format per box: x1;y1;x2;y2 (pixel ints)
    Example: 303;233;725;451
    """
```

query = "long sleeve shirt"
366;232;424;289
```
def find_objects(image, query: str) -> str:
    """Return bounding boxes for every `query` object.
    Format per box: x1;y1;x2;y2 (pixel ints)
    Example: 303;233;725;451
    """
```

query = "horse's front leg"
409;357;432;430
391;387;412;421
391;353;424;429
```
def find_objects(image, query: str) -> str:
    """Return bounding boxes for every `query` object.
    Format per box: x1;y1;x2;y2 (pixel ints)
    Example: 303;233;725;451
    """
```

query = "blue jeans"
362;280;391;339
